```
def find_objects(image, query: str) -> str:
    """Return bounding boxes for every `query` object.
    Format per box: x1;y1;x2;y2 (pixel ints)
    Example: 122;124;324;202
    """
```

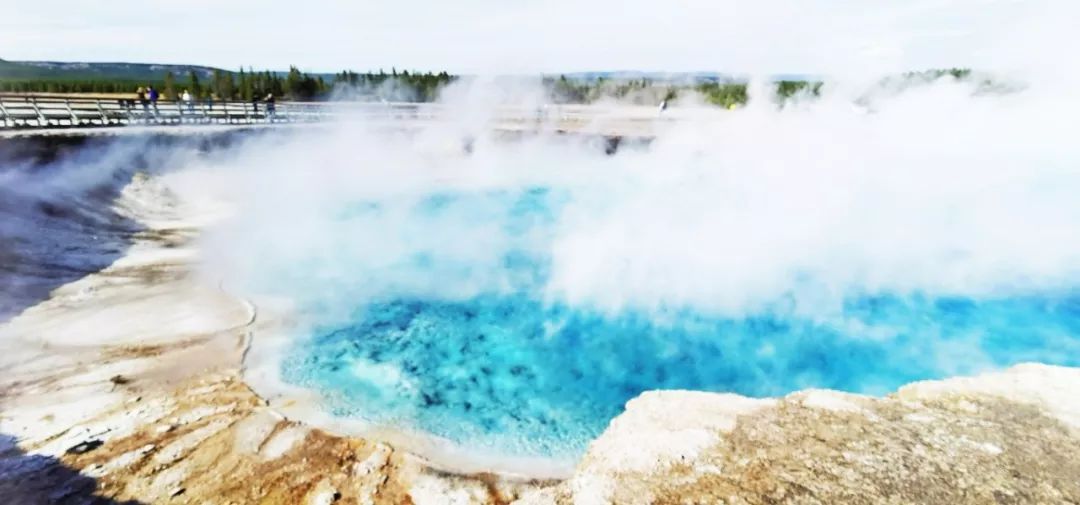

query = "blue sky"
0;0;1064;74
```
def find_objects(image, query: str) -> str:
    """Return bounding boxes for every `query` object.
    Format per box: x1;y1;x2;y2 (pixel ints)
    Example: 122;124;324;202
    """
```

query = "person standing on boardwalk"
264;93;276;120
136;86;148;112
148;85;160;113
182;90;194;112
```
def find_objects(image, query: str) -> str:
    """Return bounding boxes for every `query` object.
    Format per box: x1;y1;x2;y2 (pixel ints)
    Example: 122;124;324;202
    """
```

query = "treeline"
178;67;455;102
546;75;816;107
334;70;454;101
2;67;976;105
0;67;457;102
695;82;749;107
546;68;972;107
187;67;324;101
547;75;678;104
0;79;166;94
905;68;971;81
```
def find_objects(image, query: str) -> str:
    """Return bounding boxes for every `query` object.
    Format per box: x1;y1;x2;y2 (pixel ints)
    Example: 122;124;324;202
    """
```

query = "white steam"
152;3;1080;331
173;69;1080;330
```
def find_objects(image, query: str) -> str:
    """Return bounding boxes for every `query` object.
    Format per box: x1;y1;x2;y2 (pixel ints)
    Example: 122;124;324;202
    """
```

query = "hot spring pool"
282;293;1080;458
271;187;1080;460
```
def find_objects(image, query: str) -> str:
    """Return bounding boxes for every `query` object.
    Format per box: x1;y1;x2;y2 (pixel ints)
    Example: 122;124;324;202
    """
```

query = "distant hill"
0;58;225;81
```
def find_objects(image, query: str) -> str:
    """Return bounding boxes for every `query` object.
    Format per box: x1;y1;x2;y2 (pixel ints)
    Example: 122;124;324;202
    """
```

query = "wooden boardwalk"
0;94;709;138
0;94;339;128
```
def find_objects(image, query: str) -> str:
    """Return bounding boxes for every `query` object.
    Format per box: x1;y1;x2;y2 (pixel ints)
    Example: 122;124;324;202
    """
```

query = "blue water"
279;187;1080;458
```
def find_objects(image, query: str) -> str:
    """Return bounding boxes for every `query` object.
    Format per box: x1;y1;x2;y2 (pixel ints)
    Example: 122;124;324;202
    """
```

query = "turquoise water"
279;187;1080;458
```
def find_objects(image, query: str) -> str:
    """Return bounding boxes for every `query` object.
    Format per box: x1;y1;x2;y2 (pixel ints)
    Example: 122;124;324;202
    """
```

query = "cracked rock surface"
522;366;1080;504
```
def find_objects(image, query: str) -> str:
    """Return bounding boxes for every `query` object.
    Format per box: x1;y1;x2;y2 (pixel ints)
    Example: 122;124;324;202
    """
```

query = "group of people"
133;85;160;112
129;86;277;118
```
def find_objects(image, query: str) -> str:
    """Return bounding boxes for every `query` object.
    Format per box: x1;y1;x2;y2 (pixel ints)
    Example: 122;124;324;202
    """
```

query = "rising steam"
134;4;1080;466
187;73;1079;323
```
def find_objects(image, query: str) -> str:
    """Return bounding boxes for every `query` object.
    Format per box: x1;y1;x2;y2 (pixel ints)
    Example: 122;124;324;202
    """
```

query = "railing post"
95;100;108;125
29;98;46;127
68;99;81;126
0;99;9;128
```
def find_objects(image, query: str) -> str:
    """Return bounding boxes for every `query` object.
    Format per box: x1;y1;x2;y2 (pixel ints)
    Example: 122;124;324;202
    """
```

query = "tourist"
136;86;148;112
181;89;194;112
148;85;160;114
264;93;276;120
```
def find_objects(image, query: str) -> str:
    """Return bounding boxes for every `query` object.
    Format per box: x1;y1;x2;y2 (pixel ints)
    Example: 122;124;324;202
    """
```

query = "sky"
0;0;1069;75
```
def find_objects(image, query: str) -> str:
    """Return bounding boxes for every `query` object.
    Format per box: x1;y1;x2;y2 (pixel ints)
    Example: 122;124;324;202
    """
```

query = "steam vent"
3;9;1080;501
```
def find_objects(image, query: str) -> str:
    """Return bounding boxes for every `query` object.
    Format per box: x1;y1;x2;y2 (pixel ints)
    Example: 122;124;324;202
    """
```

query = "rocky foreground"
2;171;1079;504
522;365;1080;504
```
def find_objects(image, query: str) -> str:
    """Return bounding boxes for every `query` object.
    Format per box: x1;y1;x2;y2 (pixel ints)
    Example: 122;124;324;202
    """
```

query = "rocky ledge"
520;364;1080;504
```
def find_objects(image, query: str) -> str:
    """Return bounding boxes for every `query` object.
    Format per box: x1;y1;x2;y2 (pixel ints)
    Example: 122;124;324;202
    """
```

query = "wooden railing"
0;94;366;128
0;94;694;136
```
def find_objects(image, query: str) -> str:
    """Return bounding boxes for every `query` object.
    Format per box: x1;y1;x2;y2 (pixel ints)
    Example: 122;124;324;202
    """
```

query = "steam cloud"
189;75;1080;324
96;5;1080;463
162;68;1080;463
